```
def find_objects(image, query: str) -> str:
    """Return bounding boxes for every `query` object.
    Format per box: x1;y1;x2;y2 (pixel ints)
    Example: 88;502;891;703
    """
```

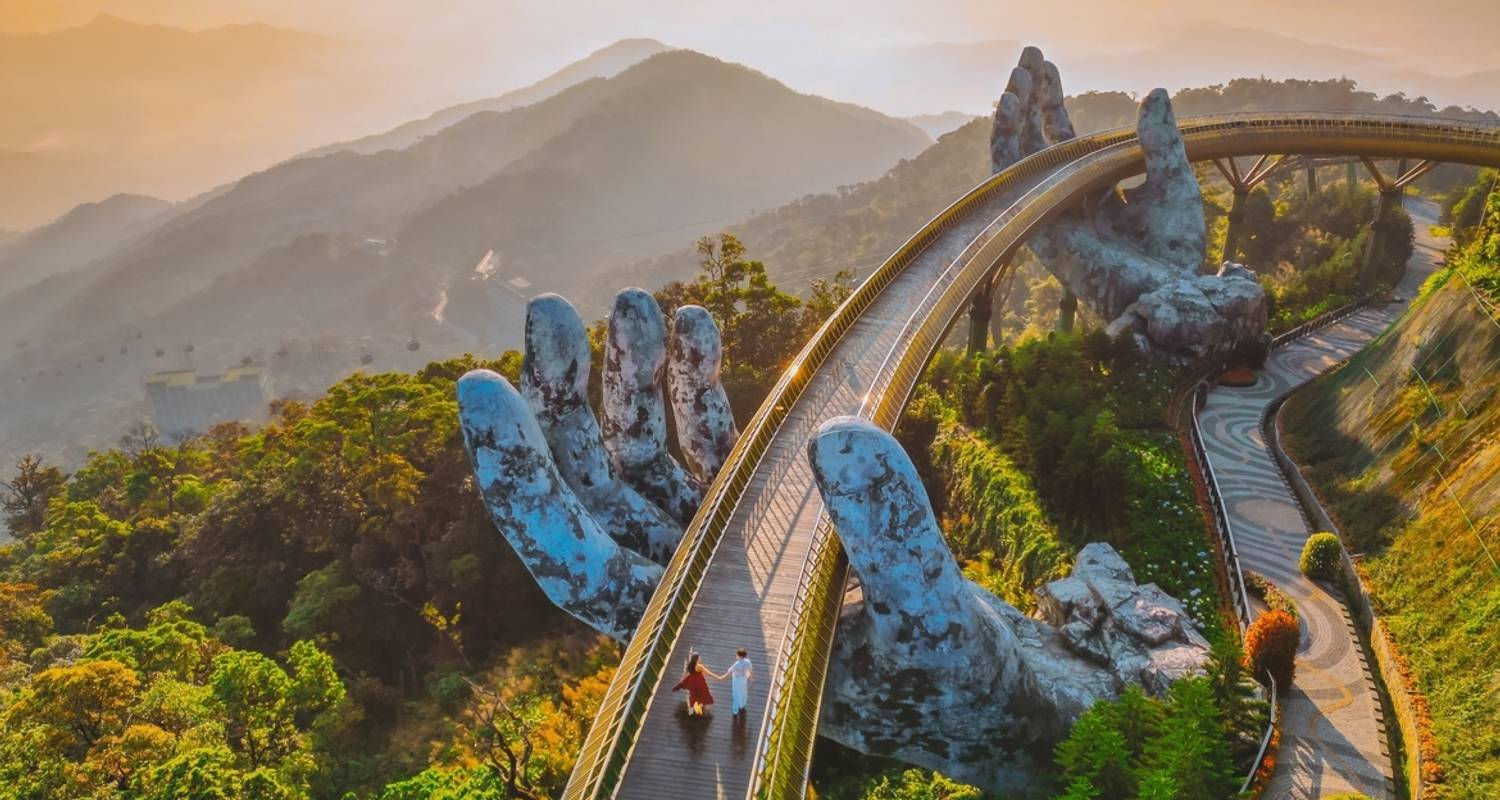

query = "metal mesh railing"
565;111;1500;800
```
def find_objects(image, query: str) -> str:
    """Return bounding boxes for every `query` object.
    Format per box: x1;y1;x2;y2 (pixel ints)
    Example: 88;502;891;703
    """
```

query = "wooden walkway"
612;174;1051;799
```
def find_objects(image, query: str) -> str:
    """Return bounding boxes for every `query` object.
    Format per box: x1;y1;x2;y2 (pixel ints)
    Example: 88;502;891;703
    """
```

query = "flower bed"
1217;366;1258;387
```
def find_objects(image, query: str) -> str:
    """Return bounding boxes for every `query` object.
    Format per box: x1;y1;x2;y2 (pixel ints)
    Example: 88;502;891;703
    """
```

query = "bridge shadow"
1274;680;1393;799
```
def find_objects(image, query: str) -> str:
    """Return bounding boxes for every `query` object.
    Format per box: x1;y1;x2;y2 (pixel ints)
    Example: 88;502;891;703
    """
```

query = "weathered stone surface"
667;305;738;484
602;288;704;524
993;49;1267;362
456;370;662;640
809;416;1209;794
1034;547;1212;696
520;294;682;564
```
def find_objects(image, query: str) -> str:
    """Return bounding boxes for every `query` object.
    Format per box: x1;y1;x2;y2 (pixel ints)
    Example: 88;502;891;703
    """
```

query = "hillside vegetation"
1281;170;1500;797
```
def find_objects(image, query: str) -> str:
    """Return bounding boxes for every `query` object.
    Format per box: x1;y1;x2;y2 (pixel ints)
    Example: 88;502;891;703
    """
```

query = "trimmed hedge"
1245;609;1299;690
1299;532;1344;581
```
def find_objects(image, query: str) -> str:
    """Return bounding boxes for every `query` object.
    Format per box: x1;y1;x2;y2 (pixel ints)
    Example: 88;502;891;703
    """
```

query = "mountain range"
0;45;930;468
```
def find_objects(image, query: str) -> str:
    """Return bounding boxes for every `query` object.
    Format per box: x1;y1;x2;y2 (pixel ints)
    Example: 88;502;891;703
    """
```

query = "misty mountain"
905;112;982;139
0;47;928;468
393;50;932;341
26;75;648;352
0;194;173;299
613;75;1496;303
306;38;673;157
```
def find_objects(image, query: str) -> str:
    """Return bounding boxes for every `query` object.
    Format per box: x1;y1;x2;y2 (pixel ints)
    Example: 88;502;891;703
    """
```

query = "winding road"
1197;198;1445;799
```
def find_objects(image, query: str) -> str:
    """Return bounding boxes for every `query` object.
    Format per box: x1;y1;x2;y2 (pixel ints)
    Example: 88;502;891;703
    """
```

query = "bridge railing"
1270;295;1375;349
567;112;1500;800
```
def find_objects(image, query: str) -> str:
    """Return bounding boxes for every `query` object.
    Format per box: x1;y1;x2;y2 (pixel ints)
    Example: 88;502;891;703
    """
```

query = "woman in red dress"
673;652;720;716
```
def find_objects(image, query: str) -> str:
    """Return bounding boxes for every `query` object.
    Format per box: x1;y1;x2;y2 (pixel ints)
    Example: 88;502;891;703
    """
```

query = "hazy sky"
8;0;1500;102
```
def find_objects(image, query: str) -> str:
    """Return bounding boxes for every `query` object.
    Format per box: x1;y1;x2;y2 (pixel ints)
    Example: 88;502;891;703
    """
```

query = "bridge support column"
967;274;996;354
1210;154;1288;267
1056;290;1077;333
1221;188;1249;265
1358;157;1437;290
1360;188;1406;290
1305;158;1318;195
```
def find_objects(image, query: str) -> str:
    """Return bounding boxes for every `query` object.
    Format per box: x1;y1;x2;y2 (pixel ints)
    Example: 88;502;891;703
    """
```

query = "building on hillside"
144;368;267;438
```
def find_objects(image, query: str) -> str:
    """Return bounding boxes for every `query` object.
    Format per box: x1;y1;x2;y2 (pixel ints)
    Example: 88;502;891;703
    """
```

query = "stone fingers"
1116;88;1206;272
457;369;662;640
990;90;1024;173
807;416;1018;674
602;288;704;525
1037;60;1075;142
520;294;683;564
667;305;738;484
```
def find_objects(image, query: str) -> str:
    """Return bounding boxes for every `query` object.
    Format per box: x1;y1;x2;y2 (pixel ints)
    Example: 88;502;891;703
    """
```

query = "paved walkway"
1197;198;1445;799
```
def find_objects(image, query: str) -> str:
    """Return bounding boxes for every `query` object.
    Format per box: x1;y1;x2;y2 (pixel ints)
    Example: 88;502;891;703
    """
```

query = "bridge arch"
564;113;1500;800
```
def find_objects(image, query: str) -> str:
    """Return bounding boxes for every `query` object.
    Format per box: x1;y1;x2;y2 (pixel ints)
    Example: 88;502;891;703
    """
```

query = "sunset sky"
5;0;1499;229
7;0;1499;95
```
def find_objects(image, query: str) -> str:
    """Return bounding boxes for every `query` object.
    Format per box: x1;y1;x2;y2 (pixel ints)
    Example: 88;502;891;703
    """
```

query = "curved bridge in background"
563;113;1500;800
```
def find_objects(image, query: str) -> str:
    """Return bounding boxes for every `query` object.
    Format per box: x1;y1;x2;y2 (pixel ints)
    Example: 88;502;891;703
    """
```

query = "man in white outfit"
728;648;753;717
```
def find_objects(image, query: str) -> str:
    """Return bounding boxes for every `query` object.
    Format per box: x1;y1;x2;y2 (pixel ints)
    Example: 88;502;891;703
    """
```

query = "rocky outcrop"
667;305;738;483
993;48;1267;362
602;288;705;525
1035;543;1213;696
520;294;682;564
809;416;1210;792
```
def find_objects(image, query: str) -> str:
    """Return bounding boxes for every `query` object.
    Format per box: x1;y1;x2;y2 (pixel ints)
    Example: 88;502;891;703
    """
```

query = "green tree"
3;659;140;759
1054;704;1134;798
0;454;66;539
860;768;983;799
211;650;301;767
1140;679;1237;800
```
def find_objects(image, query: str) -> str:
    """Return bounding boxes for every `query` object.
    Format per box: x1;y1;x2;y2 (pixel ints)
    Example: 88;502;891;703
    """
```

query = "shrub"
1298;532;1344;581
1245;609;1299;690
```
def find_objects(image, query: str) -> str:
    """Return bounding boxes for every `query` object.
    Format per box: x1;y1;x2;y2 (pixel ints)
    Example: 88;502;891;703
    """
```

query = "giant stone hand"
995;47;1267;361
459;290;731;637
809;416;1210;792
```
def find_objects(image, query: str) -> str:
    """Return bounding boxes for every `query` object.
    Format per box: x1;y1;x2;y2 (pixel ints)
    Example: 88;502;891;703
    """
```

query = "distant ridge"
0;193;173;298
304;38;674;157
904;112;983;139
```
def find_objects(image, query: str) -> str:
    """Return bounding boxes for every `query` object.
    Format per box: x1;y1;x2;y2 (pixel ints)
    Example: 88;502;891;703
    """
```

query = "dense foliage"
900;333;1222;632
0;238;861;798
0;358;603;797
1199;178;1415;332
1297;532;1344;581
1051;680;1238;800
0;600;348;798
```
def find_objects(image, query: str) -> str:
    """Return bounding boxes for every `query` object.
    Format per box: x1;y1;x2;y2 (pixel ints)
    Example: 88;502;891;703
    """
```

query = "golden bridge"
562;112;1500;800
